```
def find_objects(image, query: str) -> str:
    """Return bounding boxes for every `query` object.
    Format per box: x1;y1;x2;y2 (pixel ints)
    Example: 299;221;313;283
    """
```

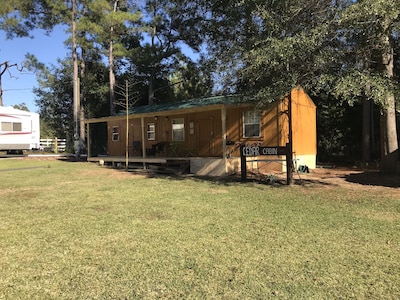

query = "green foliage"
39;119;56;138
12;103;29;111
0;0;68;38
30;52;109;141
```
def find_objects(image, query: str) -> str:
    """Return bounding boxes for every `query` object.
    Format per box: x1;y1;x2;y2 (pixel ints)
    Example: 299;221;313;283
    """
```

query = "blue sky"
1;27;68;112
1;27;201;113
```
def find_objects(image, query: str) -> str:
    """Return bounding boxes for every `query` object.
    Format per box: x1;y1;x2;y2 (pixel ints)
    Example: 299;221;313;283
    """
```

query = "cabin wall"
107;120;126;156
278;87;317;169
105;87;316;172
108;110;224;157
225;104;287;157
290;88;317;156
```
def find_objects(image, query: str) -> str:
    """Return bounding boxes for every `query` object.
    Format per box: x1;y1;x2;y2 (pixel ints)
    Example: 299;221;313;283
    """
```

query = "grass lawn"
0;158;399;299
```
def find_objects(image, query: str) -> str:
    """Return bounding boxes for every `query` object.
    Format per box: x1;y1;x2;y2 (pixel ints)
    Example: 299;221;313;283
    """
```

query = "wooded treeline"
1;0;399;172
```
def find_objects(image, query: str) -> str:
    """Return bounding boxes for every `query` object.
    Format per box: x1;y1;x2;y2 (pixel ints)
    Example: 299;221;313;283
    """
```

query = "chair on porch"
153;142;168;155
132;141;141;156
147;142;168;156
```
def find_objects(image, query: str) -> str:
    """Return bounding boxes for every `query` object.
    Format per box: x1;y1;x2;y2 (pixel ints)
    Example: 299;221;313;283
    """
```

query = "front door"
198;118;214;156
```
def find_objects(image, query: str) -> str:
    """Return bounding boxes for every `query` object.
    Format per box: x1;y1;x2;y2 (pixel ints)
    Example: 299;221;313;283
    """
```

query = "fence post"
54;137;58;154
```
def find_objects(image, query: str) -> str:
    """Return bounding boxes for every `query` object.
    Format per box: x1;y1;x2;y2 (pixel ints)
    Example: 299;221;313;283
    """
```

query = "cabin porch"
87;155;242;176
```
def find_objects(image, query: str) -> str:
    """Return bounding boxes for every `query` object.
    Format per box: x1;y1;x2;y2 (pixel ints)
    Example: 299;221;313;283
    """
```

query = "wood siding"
96;86;316;161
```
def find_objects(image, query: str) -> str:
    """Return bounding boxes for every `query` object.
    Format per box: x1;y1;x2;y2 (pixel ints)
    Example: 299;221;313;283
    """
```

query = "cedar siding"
86;86;317;175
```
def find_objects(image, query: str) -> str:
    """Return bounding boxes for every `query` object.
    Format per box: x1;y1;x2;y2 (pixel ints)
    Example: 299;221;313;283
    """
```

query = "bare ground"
292;167;400;193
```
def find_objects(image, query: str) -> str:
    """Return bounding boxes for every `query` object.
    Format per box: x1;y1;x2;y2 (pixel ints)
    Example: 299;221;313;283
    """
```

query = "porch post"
141;116;146;168
221;106;227;173
87;123;91;158
140;116;146;157
287;92;293;185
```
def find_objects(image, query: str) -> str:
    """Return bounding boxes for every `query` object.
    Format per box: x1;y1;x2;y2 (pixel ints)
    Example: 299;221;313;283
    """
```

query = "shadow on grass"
345;171;400;188
50;157;400;189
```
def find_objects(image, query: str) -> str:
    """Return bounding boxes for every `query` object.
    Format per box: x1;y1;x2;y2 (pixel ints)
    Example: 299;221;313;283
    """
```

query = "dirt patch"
293;167;400;193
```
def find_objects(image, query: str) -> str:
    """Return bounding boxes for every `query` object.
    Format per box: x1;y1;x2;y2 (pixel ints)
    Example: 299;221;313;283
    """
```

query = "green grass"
0;158;399;299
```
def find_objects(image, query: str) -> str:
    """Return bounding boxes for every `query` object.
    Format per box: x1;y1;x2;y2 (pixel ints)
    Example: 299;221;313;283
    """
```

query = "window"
1;122;22;132
13;122;22;131
112;126;119;141
147;123;155;140
1;122;12;131
172;118;184;141
189;122;194;135
243;111;261;138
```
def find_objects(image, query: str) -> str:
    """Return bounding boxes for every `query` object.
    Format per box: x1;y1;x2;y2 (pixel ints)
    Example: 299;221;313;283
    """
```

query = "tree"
76;0;141;115
12;102;29;111
332;0;400;173
0;61;24;106
201;0;399;172
171;57;213;102
0;0;57;38
31;52;109;148
135;0;205;105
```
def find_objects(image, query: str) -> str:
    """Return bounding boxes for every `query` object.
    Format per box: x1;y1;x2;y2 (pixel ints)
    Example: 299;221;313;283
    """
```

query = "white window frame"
147;123;155;140
243;111;261;138
112;126;119;141
172;118;185;141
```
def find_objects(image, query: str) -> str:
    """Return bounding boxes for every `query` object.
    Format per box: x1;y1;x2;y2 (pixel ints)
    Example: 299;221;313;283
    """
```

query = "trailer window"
243;111;261;138
1;122;22;132
1;122;12;131
13;122;22;131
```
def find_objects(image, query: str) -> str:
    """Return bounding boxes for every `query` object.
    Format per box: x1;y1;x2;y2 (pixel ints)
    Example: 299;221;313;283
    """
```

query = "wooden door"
198;118;214;156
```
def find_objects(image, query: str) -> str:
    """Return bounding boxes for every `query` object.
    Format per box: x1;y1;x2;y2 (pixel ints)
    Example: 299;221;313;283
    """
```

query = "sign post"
240;143;292;185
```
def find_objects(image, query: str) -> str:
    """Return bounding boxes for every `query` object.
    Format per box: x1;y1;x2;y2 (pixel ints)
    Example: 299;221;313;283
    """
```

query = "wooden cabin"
85;86;316;176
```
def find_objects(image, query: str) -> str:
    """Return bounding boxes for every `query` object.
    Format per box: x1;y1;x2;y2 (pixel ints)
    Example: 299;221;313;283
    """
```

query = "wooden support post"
240;144;247;181
287;92;293;185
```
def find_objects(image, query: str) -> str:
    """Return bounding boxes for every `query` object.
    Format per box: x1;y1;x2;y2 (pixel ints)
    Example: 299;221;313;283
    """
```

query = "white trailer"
0;106;40;153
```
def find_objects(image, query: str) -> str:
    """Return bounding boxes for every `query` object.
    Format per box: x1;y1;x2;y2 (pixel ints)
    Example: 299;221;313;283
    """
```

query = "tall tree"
137;0;204;105
77;0;141;115
201;0;399;172
333;0;400;173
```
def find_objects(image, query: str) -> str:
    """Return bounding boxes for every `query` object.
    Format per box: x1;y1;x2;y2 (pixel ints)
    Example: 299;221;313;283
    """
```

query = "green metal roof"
118;94;247;116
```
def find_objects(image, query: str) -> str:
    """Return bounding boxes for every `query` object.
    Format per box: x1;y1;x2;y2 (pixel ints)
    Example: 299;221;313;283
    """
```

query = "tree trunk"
109;39;116;115
379;26;398;173
72;0;81;158
148;69;155;105
80;47;86;151
148;22;156;105
362;97;372;163
380;96;398;173
108;0;118;116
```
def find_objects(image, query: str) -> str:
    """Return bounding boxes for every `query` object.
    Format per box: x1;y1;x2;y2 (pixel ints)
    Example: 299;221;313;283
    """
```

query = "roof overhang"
85;102;253;124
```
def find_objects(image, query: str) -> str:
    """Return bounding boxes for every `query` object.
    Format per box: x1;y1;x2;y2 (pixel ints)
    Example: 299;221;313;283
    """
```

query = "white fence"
40;138;67;153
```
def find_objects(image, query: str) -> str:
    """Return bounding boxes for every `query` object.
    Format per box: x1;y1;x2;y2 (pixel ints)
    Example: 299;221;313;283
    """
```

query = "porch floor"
87;155;191;174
